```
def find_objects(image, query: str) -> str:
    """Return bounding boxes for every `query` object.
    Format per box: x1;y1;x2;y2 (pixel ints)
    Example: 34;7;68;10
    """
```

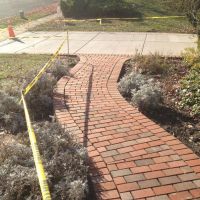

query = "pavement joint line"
18;35;63;39
14;37;51;53
141;32;148;55
0;39;16;48
0;32;57;49
73;31;101;54
14;32;59;53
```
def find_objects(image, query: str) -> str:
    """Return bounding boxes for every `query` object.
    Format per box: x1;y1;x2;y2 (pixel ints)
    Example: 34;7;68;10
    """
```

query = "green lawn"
30;17;195;33
0;54;51;87
0;54;78;89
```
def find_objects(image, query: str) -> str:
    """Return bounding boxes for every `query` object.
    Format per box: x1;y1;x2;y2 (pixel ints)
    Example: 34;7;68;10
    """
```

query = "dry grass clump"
0;122;88;200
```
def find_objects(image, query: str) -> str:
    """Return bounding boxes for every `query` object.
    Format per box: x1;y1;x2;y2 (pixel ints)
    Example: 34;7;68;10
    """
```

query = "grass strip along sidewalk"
30;16;195;34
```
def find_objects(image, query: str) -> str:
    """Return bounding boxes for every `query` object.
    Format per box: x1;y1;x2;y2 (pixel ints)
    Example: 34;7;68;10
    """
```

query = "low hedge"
60;0;140;18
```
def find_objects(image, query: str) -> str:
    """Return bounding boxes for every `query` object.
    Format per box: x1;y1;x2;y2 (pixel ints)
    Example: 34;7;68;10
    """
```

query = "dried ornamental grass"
0;122;88;200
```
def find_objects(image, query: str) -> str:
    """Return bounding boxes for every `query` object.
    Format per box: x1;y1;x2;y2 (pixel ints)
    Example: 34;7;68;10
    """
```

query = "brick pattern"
54;55;200;200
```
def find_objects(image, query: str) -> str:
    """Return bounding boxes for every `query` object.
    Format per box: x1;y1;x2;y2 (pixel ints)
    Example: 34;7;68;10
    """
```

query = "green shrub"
60;0;139;18
0;122;88;200
60;0;74;16
179;67;200;116
88;0;131;18
133;53;168;75
60;0;86;18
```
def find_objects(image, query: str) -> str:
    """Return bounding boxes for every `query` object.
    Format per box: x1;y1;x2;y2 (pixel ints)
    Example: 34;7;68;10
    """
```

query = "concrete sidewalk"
0;31;197;56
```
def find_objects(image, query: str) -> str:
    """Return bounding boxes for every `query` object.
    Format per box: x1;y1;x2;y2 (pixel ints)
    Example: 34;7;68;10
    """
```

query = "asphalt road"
0;0;57;19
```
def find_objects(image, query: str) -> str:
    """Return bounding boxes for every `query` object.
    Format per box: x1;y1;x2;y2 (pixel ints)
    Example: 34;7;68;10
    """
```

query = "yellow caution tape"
102;16;185;20
21;93;51;200
20;36;68;103
58;15;185;23
145;16;185;19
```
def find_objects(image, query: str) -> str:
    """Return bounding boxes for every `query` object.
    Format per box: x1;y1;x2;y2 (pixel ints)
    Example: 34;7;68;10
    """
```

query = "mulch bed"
122;58;200;156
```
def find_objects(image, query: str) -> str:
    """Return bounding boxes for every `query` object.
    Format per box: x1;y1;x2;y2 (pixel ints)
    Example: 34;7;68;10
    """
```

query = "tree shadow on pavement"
11;38;25;43
83;65;104;200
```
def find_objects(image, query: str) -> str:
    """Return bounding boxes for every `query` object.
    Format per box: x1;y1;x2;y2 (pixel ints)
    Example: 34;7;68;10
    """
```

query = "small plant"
23;72;56;121
0;121;88;200
48;59;70;80
179;67;200;116
0;91;25;134
182;48;200;68
118;72;147;97
133;53;168;75
0;83;21;98
118;71;163;111
68;180;87;200
131;81;163;111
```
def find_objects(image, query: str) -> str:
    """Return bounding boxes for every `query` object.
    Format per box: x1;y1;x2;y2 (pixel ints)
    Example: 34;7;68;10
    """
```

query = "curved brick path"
54;55;200;200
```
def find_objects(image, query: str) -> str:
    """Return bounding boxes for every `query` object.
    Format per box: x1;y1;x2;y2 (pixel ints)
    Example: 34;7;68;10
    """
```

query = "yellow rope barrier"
21;93;51;200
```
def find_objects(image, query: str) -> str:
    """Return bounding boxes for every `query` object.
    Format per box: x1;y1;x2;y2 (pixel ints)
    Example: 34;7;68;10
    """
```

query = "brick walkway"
54;55;200;200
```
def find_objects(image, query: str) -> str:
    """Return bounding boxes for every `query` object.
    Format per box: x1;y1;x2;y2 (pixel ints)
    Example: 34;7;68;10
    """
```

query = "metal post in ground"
67;29;70;55
65;22;70;68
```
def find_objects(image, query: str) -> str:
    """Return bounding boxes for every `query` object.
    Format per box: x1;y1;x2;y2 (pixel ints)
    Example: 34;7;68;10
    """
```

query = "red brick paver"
54;55;200;199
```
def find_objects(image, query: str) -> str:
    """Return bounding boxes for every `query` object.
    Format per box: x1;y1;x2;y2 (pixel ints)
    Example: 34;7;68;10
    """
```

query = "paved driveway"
0;31;197;56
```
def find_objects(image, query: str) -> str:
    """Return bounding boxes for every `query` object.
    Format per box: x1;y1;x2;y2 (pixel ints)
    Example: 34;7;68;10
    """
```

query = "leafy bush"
133;53;168;75
0;91;25;134
60;0;139;18
60;0;75;16
179;67;200;116
118;72;163;111
0;122;88;200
